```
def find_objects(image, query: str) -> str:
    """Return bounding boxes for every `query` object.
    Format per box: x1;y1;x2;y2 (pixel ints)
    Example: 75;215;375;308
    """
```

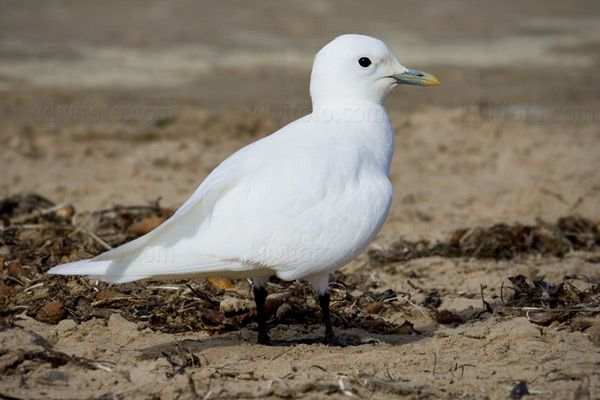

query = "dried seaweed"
486;274;600;344
2;193;599;347
368;216;600;264
0;331;109;376
0;194;420;338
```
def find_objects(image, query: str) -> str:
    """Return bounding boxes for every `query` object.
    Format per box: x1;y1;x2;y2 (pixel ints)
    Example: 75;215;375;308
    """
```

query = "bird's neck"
310;100;389;124
308;101;394;175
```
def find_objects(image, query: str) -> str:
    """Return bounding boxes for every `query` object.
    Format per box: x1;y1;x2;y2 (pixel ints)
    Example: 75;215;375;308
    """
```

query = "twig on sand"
0;224;47;231
386;364;396;382
23;282;44;292
480;285;493;314
404;297;429;320
453;363;476;379
188;373;200;400
9;200;77;224
522;306;599;313
93;202;161;216
0;392;28;400
270;348;293;362
84;229;113;251
147;285;183;291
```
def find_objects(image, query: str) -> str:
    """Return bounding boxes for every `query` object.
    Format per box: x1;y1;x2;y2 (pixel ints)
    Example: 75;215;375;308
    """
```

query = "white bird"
49;34;439;345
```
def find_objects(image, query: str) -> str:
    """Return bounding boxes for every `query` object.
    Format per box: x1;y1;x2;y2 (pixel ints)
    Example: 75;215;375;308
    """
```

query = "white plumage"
49;34;439;344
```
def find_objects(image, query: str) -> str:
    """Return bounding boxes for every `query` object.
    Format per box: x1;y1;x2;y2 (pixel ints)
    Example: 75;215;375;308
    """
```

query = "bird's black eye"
358;57;371;67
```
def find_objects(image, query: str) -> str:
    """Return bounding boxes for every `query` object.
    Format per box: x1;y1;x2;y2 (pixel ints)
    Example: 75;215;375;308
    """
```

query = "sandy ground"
1;1;600;399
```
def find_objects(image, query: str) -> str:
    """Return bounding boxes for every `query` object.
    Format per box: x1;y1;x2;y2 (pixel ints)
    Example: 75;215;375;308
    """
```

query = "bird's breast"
202;115;394;278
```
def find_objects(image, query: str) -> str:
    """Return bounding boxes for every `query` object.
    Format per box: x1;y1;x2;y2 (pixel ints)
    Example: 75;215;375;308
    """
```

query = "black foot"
253;286;271;345
316;292;377;347
257;332;271;345
253;285;377;347
322;334;343;346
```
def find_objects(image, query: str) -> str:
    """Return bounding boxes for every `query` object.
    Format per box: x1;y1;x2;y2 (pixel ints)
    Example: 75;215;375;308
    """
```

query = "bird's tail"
48;253;272;283
48;259;151;283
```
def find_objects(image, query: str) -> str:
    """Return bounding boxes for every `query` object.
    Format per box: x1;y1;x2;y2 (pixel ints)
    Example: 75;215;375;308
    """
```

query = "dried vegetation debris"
1;193;599;358
499;274;600;344
0;329;107;377
1;194;420;343
368;216;600;338
368;216;600;264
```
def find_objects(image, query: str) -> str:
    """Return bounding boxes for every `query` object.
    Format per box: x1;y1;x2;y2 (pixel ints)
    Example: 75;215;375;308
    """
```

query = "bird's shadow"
136;325;434;360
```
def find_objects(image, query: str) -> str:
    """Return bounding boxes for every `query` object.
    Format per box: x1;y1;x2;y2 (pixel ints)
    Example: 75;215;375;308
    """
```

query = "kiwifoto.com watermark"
39;102;174;124
250;102;311;123
105;242;353;270
460;102;596;124
110;247;176;264
249;101;390;124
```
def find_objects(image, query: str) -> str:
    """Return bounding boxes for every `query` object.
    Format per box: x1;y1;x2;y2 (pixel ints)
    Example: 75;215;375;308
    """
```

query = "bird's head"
310;34;439;107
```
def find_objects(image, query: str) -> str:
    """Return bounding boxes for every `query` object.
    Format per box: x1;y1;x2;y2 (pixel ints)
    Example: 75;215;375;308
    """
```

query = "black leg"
318;292;340;346
253;286;270;345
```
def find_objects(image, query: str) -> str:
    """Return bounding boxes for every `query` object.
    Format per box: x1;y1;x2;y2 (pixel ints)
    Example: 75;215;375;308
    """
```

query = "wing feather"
48;144;264;281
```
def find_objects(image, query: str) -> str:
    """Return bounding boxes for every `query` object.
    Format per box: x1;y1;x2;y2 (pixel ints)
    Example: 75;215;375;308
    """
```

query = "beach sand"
1;1;599;398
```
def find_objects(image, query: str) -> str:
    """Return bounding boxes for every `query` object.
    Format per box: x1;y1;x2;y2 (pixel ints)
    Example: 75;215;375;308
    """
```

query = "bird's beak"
390;68;440;87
